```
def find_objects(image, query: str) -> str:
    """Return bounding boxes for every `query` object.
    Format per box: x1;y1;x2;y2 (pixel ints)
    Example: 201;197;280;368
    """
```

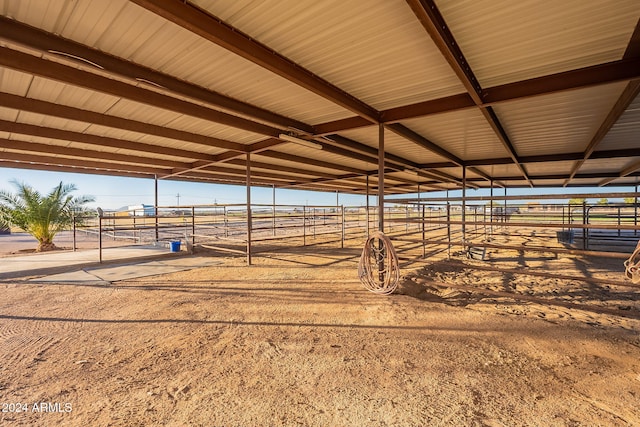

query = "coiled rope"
624;239;640;284
358;231;400;295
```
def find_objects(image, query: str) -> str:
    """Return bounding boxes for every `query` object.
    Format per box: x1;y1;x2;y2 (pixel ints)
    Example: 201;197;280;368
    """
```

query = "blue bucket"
170;241;181;252
556;231;574;244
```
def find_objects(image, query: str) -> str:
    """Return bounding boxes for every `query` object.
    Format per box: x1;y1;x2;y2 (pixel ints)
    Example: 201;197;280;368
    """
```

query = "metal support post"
341;205;345;249
635;184;638;236
582;200;587;250
462;166;466;247
224;206;228;238
154;175;159;242
246;153;252;265
378;124;385;233
191;206;195;253
446;202;451;259
72;215;77;252
489;181;494;237
272;184;276;237
98;214;103;263
366;175;370;238
422;205;426;258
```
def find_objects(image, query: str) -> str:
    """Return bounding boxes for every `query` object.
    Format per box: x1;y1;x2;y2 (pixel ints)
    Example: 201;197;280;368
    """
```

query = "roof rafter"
405;0;532;186
481;57;640;105
314;57;640;135
257;150;369;176
326;133;464;185
175;163;320;184
0;16;444;190
464;149;640;167
479;172;640;183
0;138;323;185
0;125;375;188
160;139;284;179
384;123;489;187
0;93;248;153
598;159;640;187
1;150;168;175
0;119;218;161
0;46;281;139
0;15;313;134
563;80;640;186
225;158;342;181
0;160;152;180
564;18;640;186
129;0;380;123
0;87;464;188
129;0;473;189
0;139;188;170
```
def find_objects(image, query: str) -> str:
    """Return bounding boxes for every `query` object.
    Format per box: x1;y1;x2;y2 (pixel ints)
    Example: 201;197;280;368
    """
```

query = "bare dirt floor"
1;230;639;426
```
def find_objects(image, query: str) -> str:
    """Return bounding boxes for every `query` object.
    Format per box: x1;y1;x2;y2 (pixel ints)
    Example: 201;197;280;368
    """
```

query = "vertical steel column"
366;175;370;238
377;124;385;282
582;200;587;250
191;206;195;253
474;205;478;235
422;205;426;258
446;196;451;259
272;184;276;237
224;206;228;238
341;206;345;248
335;190;339;231
489;181;494;237
418;181;424;255
378;124;385;233
635;184;638;236
72;215;77;252
504;187;508;227
417;183;421;232
335;190;340;232
98;214;103;264
246;153;252;265
618;206;622;237
154;175;159;241
313;206;316;238
462;166;466;246
405;205;409;233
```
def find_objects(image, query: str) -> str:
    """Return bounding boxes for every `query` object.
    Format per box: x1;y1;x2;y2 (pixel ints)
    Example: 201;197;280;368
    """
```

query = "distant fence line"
65;197;640;264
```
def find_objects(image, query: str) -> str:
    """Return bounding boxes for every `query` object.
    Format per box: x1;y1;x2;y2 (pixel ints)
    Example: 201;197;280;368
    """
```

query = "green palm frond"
0;180;95;250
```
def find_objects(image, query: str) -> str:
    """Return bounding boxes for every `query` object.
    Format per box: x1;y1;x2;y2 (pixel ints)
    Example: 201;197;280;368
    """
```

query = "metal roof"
0;0;639;196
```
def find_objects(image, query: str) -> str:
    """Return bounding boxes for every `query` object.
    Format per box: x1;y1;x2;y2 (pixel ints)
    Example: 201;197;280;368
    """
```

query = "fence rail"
64;198;639;264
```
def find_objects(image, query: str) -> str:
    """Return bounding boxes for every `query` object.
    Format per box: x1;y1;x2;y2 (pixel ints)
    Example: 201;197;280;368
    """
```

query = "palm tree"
0;216;9;234
0;180;95;252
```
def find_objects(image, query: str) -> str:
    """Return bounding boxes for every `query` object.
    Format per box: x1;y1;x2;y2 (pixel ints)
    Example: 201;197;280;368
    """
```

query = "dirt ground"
0;231;639;426
0;231;129;256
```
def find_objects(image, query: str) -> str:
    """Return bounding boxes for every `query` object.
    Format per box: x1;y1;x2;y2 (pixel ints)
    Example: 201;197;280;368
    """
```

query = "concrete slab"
0;245;185;280
31;269;111;285
29;257;218;284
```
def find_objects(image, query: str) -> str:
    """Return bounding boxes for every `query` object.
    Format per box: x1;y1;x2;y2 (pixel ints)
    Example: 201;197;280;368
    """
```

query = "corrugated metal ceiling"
494;83;629;156
195;0;467;110
0;0;638;197
436;0;639;87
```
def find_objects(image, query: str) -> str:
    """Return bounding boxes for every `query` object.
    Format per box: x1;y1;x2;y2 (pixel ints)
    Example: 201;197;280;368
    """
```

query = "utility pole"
176;193;180;206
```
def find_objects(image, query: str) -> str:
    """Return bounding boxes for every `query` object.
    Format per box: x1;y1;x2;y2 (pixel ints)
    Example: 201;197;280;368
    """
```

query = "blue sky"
0;166;636;210
0;166;368;209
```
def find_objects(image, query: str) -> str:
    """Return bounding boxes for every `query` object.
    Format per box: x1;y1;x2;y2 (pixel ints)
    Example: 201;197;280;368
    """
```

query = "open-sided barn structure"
0;0;639;194
2;4;640;425
1;1;640;267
